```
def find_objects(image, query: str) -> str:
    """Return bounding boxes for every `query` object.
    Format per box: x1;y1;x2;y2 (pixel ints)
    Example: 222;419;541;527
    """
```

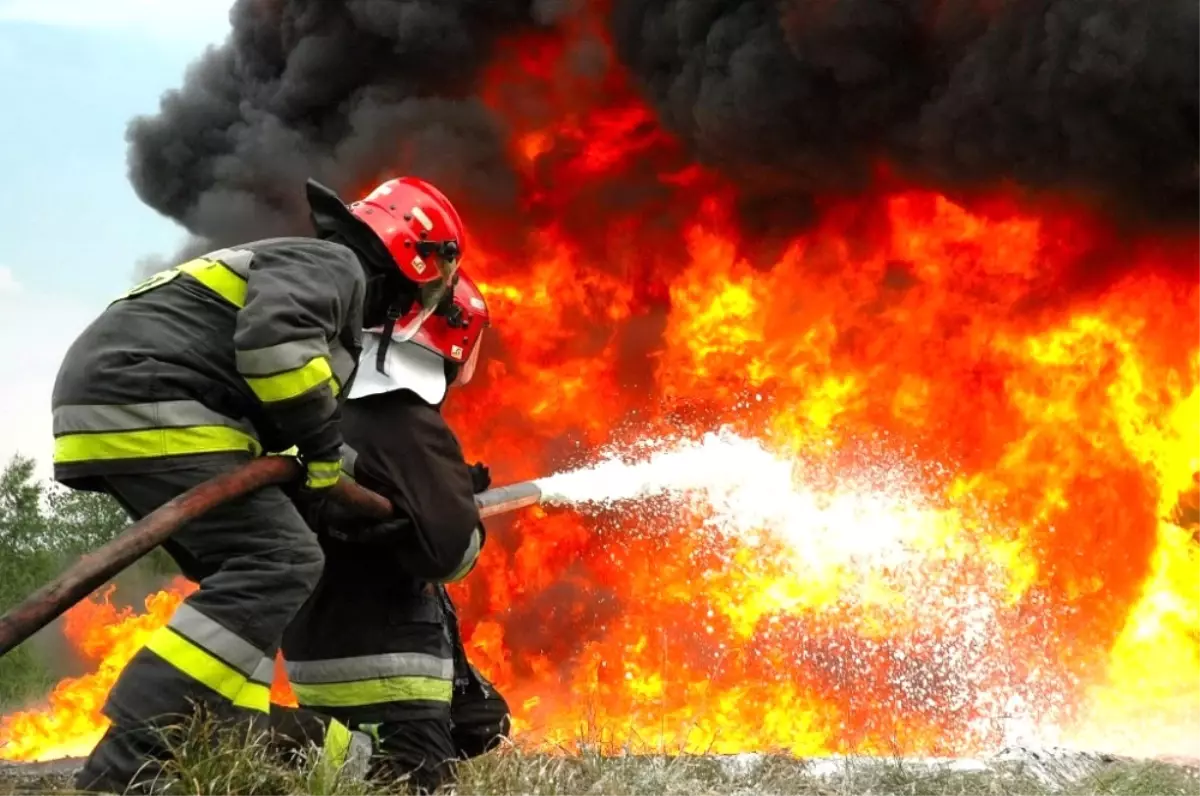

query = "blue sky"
0;0;234;474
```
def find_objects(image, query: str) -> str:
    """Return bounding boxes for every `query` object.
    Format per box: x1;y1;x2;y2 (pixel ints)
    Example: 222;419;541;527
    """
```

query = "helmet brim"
305;179;397;274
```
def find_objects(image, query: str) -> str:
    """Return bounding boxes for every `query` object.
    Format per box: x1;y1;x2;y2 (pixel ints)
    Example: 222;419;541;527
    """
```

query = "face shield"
453;329;485;388
388;240;461;343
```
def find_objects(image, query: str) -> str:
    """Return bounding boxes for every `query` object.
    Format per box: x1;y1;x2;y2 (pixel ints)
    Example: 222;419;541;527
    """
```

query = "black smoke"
129;0;1197;254
610;0;1199;227
127;0;557;250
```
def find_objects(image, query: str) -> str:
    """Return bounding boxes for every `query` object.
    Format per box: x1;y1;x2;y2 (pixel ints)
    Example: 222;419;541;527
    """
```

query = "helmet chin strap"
375;303;401;375
372;280;419;375
375;273;462;375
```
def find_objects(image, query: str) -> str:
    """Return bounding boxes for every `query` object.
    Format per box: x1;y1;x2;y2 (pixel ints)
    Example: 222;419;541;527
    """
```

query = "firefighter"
279;270;510;792
51;176;467;793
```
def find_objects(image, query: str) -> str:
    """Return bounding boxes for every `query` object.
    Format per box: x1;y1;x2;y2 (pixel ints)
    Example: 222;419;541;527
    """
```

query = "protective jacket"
61;177;471;794
281;387;484;724
51;237;365;488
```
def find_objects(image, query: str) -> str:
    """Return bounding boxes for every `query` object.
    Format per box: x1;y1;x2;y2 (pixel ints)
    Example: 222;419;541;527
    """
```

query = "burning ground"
2;0;1199;770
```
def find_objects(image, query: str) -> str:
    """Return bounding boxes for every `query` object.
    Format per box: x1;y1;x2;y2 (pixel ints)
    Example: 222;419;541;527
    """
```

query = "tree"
44;479;130;555
0;456;64;705
0;456;57;609
0;455;163;707
0;455;46;558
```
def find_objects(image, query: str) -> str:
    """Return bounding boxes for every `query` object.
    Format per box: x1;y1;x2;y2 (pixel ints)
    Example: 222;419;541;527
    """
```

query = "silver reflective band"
168;604;269;677
340;444;359;478
236;337;330;377
52;400;255;436
249;657;276;686
285;652;454;684
330;344;357;385
205;248;253;277
443;527;482;583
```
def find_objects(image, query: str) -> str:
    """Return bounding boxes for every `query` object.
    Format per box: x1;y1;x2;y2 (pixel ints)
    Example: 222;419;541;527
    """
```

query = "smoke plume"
127;0;544;249
128;0;1198;251
609;0;1199;225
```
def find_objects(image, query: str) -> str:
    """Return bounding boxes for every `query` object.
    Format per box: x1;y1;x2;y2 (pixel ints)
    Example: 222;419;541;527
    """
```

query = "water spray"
516;428;953;572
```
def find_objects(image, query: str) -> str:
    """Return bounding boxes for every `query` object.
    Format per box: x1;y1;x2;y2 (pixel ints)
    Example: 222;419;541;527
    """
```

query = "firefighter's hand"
468;462;491;494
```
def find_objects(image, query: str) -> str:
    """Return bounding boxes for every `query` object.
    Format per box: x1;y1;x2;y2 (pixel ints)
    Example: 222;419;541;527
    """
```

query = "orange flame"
0;579;196;761
2;5;1198;764
0;580;299;762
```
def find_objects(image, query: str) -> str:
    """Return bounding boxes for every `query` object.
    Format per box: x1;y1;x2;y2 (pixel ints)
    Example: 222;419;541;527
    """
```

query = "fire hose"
0;456;543;658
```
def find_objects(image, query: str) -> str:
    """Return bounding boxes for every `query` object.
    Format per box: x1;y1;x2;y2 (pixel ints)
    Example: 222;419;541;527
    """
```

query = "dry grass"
2;718;1197;795
451;747;1200;796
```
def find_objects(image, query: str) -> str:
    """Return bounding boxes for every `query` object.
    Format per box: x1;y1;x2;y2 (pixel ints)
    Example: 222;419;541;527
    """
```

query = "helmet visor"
390;244;460;343
454;329;484;387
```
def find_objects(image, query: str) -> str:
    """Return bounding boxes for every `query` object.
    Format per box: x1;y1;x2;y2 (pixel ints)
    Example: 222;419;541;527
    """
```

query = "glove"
468;461;491;494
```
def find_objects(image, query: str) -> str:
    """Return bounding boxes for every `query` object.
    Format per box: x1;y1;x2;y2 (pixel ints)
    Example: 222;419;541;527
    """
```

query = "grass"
2;717;1197;795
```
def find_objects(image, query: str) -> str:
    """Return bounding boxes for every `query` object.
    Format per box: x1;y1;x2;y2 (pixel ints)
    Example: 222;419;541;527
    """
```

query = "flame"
0;579;195;761
3;4;1198;763
0;579;299;762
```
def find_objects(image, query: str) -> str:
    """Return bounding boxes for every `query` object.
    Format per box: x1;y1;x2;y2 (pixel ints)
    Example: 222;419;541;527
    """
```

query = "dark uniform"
52;237;368;791
282;388;510;792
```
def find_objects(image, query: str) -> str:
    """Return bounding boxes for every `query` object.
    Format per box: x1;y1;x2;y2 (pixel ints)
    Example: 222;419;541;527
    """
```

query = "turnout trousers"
366;589;511;793
272;656;510;793
280;543;510;793
75;455;325;793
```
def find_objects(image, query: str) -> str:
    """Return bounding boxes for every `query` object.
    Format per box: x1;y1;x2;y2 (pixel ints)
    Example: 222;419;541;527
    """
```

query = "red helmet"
350;177;466;341
406;271;490;387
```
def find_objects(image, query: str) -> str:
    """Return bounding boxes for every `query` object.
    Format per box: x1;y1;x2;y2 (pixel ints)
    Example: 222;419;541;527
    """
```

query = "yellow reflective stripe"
144;628;266;712
167;604;268;677
54;425;261;464
178;259;248;307
117;268;182;301
115;256;249;307
236;339;330;377
231;681;271;713
244;356;334;403
269;447;345;483
306;460;341;490
306;475;340;489
292;676;452;708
